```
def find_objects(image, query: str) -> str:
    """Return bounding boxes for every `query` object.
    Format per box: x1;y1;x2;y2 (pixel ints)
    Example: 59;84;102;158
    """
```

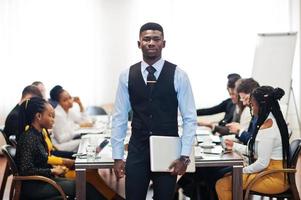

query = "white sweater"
52;105;88;151
233;114;283;173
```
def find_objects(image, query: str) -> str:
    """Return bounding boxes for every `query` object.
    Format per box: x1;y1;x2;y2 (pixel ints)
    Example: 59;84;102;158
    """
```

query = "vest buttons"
150;131;153;134
149;98;152;102
149;114;152;118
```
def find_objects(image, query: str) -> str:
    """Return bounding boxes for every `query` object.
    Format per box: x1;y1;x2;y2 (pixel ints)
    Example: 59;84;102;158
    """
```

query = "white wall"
0;0;299;132
288;0;301;140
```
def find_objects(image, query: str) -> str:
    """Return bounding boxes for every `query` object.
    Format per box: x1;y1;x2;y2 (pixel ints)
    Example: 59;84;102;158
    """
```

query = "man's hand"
113;159;125;180
224;139;234;150
197;119;213;129
168;156;189;176
226;122;240;134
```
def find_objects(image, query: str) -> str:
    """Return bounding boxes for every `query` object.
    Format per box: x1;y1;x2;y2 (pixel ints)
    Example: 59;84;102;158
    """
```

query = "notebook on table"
149;135;195;172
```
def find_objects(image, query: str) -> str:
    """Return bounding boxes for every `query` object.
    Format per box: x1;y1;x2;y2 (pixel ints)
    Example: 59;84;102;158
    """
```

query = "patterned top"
16;127;53;177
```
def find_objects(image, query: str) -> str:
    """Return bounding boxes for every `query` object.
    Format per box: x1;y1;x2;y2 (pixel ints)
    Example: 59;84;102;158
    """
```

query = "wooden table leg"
232;165;243;200
76;168;86;200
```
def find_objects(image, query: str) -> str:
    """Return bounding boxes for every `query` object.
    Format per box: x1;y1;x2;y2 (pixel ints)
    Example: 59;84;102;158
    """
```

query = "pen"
195;155;203;159
72;153;87;157
96;139;109;153
222;151;232;154
202;152;220;155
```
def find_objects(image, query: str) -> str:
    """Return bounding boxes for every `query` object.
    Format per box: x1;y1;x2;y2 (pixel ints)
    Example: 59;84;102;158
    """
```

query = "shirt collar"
141;58;164;73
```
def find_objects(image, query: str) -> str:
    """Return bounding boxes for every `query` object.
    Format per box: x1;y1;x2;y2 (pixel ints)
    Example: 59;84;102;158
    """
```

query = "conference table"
75;132;244;200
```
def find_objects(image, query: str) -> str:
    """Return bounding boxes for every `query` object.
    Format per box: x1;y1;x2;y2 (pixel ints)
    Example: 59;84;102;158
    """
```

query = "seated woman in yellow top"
16;97;104;200
215;86;290;200
42;129;75;176
42;128;121;200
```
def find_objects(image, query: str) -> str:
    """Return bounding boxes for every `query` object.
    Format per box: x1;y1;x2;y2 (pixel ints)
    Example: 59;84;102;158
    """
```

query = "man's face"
227;88;238;104
138;30;165;61
36;83;46;99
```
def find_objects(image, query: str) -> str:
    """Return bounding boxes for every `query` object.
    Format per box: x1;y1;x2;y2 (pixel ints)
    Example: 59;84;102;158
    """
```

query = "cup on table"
106;113;112;130
220;136;226;149
203;136;213;145
86;144;96;160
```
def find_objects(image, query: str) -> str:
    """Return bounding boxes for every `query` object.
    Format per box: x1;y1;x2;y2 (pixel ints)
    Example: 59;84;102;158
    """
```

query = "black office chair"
1;145;68;200
86;106;107;116
0;130;9;200
0;130;8;152
8;135;17;148
244;138;301;200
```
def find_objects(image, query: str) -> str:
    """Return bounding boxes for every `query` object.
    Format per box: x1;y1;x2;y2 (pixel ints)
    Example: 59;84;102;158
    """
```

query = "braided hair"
18;97;48;136
248;86;290;168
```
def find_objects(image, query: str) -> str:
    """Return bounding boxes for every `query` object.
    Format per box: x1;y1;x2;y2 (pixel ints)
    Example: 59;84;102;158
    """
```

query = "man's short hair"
140;22;164;36
32;81;43;86
227;73;241;89
21;85;43;98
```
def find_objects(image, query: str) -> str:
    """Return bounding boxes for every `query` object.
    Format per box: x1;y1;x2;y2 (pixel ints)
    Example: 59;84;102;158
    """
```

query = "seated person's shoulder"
18;129;37;143
259;118;273;130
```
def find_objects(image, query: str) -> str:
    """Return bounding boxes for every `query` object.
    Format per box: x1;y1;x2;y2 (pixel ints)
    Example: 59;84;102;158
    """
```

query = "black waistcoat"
128;61;178;138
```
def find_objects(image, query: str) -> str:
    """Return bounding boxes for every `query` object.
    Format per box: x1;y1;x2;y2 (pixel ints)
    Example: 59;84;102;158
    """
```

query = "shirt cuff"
112;145;125;160
181;144;193;157
238;129;244;137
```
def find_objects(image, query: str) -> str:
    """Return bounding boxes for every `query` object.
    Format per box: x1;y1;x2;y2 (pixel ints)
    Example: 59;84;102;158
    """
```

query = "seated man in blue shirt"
226;78;260;144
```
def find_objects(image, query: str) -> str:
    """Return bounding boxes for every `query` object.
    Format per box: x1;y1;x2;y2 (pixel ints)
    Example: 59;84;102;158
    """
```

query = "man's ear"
163;40;166;48
137;41;141;48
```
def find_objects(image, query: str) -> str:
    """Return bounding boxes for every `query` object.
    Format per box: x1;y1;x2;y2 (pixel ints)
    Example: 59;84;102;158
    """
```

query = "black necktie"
146;66;157;86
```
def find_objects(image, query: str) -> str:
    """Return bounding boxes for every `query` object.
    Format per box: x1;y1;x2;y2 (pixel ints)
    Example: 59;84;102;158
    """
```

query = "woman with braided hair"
15;97;105;199
215;86;290;200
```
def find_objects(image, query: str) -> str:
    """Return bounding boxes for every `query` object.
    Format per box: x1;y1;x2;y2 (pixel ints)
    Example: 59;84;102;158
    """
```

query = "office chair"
8;135;17;148
1;145;68;200
0;130;9;200
244;139;301;200
86;106;107;116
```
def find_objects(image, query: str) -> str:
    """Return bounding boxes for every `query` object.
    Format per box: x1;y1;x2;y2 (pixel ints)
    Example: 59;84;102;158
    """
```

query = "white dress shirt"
238;106;252;136
52;104;88;152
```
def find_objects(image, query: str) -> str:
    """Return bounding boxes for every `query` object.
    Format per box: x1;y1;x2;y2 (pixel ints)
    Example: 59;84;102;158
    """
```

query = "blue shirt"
111;59;197;159
238;116;258;145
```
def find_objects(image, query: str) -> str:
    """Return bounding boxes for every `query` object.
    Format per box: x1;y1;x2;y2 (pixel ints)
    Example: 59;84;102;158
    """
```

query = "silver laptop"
149;135;195;173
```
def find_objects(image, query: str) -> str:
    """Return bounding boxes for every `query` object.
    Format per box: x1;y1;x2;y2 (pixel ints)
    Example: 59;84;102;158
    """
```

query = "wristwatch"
180;156;191;166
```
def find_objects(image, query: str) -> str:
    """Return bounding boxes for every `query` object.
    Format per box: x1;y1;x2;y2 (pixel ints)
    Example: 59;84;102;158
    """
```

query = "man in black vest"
111;22;197;200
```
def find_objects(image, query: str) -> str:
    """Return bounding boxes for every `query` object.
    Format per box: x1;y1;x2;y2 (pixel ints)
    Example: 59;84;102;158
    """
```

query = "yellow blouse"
42;129;64;165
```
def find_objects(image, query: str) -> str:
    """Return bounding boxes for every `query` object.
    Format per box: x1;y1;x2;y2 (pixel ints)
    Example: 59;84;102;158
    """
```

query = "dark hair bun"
273;87;285;100
50;85;63;102
227;73;241;80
